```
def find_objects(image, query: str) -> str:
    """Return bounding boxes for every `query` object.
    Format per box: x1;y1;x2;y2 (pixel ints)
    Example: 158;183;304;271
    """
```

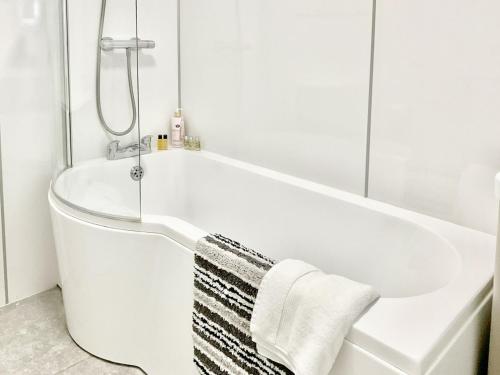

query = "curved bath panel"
50;200;196;374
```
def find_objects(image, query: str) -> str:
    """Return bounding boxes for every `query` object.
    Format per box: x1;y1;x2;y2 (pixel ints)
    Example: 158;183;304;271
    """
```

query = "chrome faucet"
107;135;152;160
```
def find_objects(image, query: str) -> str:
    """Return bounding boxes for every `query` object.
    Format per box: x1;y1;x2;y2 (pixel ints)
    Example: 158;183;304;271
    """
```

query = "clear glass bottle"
193;136;201;151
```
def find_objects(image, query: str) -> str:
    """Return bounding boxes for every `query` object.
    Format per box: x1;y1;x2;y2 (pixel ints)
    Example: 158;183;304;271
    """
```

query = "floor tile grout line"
54;355;91;375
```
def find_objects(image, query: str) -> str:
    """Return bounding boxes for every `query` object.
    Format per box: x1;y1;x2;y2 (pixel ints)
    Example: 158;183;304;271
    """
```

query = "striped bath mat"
192;233;293;375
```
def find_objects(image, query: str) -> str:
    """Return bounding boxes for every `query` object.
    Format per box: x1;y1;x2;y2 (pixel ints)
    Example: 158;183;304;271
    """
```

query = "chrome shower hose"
96;0;137;136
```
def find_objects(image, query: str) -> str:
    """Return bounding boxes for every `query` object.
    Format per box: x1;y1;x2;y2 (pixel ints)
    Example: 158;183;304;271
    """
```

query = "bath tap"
107;135;152;160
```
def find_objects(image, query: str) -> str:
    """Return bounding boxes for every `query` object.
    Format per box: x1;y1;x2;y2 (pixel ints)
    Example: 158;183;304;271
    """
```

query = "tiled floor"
0;287;144;375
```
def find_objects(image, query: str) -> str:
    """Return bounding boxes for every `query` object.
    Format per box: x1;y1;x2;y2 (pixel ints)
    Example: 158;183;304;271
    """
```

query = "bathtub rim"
52;150;494;241
49;158;495;375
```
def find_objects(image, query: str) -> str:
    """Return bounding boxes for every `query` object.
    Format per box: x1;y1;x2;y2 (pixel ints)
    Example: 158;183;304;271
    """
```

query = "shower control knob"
130;166;144;181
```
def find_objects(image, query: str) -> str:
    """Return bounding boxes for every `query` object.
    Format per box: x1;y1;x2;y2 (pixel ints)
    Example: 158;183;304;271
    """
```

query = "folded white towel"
250;259;380;375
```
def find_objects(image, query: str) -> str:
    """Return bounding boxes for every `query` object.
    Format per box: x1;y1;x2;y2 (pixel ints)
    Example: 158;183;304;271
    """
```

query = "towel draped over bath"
192;233;293;375
250;259;380;375
192;235;379;375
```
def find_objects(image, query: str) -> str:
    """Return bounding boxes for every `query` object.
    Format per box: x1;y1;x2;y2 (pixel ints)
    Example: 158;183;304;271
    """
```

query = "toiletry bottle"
170;108;185;148
163;134;169;150
157;135;164;151
194;136;201;151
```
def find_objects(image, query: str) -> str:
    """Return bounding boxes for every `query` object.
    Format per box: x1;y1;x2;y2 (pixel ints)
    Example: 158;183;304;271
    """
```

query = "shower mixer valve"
100;37;156;51
107;135;152;160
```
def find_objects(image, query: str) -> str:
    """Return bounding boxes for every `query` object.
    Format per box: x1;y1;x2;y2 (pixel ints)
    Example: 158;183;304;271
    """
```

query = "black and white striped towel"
192;233;294;375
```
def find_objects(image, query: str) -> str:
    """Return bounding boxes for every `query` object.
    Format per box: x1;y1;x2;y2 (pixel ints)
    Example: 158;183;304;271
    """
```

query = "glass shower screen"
53;0;145;220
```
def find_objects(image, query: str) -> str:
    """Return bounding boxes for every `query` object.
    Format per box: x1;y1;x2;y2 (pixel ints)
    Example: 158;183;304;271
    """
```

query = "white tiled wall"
1;0;499;311
369;0;500;234
0;0;63;304
67;0;178;165
0;198;4;306
181;0;374;195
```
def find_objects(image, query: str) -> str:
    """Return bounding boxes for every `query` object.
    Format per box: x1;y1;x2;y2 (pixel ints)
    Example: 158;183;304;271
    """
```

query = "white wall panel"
369;0;500;234
0;0;63;302
181;0;374;194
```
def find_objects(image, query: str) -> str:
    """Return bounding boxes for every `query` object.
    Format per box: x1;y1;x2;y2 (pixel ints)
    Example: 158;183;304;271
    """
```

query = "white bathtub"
49;150;495;375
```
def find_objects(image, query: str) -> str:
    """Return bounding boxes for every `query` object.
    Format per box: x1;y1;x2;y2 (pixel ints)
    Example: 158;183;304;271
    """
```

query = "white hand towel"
250;259;379;375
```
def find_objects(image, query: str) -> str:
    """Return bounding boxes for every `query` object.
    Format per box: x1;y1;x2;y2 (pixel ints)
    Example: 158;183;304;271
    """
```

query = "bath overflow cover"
130;165;144;181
